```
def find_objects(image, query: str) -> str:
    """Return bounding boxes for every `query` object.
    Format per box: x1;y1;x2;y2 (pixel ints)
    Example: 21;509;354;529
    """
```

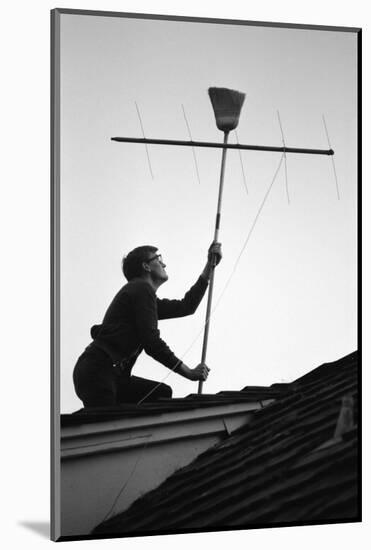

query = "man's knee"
159;383;172;399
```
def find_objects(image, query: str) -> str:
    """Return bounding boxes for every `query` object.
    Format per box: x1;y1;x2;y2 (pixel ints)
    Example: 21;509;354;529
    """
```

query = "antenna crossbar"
111;136;334;156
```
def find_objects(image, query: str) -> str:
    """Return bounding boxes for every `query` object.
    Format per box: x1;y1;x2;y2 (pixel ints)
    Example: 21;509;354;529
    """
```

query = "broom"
198;87;245;395
208;87;245;132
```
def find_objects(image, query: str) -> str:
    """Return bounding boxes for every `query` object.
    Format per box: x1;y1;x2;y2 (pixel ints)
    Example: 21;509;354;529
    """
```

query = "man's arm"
133;282;182;369
157;276;208;320
157;242;222;320
132;283;210;382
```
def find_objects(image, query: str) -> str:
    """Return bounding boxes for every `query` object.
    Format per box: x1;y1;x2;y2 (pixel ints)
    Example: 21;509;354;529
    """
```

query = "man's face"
146;253;168;282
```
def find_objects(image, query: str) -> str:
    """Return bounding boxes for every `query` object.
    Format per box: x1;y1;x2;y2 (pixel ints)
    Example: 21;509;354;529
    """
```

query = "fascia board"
61;399;274;460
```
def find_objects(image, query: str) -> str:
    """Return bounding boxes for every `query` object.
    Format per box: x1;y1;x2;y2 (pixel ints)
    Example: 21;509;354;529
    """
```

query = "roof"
61;384;289;426
93;351;359;536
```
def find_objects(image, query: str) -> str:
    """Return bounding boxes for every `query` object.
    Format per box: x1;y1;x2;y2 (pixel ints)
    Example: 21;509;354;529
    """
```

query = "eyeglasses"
147;254;164;264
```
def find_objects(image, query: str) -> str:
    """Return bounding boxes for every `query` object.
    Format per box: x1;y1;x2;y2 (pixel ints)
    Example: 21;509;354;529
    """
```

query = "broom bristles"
208;87;245;132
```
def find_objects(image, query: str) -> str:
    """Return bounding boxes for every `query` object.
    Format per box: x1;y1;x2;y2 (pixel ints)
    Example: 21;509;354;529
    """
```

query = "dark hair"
122;245;158;281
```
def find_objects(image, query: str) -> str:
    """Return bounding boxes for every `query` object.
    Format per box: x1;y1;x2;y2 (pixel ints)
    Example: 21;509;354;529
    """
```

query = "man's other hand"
208;241;222;266
190;363;210;381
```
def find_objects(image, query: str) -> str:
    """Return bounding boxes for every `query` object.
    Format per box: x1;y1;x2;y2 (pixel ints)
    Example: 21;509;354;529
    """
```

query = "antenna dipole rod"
111;136;334;156
198;131;229;395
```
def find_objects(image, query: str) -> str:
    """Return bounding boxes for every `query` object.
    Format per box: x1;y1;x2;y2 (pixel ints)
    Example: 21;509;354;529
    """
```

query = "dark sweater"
90;276;208;373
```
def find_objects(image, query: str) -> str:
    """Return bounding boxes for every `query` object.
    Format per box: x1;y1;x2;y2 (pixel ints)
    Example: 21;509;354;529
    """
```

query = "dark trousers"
73;344;172;408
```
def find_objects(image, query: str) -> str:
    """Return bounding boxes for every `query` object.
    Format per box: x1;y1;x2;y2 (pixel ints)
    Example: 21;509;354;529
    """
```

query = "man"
73;242;222;407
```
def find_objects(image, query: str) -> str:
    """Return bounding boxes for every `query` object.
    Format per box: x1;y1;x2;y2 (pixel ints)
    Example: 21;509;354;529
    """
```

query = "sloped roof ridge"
98;432;357;533
299;485;357;522
199;444;357;528
129;358;357;495
255;382;357;431
292;351;357;386
151;394;345;495
123;424;332;528
108;410;344;528
93;351;358;535
226;460;357;527
120;425;358;532
246;369;357;428
95;368;357;533
216;381;355;456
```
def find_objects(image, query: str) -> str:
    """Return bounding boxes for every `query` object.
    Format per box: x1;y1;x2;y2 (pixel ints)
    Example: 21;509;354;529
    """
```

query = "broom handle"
198;131;229;394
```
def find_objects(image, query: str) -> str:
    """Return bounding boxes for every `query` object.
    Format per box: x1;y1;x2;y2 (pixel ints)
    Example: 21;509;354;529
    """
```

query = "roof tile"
93;351;359;535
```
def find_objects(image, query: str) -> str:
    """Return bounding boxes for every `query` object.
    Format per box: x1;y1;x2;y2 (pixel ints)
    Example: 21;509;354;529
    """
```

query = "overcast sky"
59;13;357;413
